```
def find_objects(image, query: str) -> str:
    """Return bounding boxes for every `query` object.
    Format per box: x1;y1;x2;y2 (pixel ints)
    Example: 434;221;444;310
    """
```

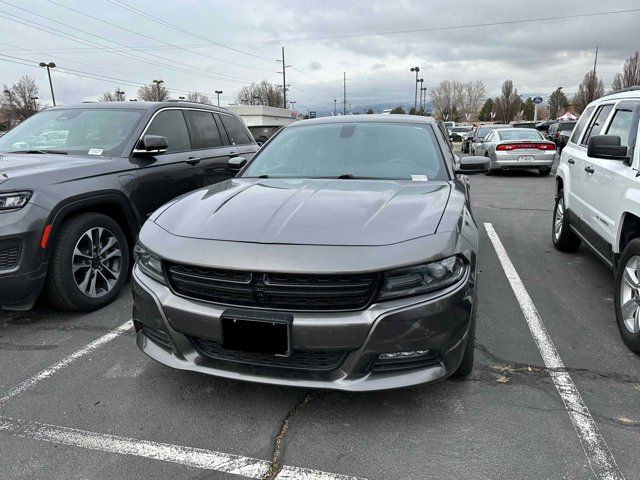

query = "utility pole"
593;46;599;76
277;47;291;109
343;72;347;115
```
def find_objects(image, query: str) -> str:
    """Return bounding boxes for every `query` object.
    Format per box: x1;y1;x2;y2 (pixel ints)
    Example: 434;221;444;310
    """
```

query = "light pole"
152;79;164;101
334;99;337;116
410;66;420;112
115;88;125;101
30;96;38;111
421;86;427;112
3;89;13;129
418;78;424;113
215;90;223;107
39;62;56;106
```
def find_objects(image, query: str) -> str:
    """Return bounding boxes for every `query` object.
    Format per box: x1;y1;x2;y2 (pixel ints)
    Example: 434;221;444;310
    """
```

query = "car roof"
495;128;543;133
43;101;231;114
287;114;438;127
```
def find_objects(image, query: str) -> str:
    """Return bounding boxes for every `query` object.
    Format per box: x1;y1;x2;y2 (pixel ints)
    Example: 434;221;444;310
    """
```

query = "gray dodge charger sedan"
132;115;488;391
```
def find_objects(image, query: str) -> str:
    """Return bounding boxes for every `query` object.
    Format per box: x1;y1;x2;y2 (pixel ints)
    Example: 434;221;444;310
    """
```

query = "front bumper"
132;263;476;392
0;203;49;310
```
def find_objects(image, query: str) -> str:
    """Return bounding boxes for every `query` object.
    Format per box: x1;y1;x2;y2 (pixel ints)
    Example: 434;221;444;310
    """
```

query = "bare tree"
99;87;126;102
237;80;283;107
430;80;461;121
137;81;170;101
494;79;519;123
573;71;604;114
1;75;41;122
611;51;640;91
462;80;486;120
186;91;212;104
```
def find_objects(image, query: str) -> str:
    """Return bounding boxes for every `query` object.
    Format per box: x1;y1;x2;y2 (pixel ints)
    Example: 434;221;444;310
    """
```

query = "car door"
581;101;640;259
476;131;492;156
572;103;614;249
217;113;259;166
184;109;231;186
127;108;205;218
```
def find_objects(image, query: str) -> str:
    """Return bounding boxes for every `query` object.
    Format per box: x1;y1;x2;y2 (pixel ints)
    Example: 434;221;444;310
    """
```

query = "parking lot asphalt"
1;149;639;480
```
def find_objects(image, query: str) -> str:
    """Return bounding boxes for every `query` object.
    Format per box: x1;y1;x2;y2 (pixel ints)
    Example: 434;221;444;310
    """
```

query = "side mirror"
587;135;628;161
228;156;247;171
135;134;168;155
455;156;490;174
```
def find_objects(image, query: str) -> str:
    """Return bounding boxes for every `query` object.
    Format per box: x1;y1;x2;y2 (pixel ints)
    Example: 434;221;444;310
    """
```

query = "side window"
605;109;635;148
219;114;253;146
186;110;223;149
581;104;613;146
145;109;190;153
569;106;594;144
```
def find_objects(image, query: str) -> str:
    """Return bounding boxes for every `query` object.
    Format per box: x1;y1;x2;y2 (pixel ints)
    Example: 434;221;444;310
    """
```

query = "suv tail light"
496;143;555;151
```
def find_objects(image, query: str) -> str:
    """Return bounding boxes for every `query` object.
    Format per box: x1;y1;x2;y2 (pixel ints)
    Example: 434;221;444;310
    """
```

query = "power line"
0;3;254;84
106;0;276;63
45;0;277;74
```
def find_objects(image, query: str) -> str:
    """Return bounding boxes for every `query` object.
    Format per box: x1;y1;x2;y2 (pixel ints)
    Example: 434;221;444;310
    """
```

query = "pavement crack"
264;392;315;480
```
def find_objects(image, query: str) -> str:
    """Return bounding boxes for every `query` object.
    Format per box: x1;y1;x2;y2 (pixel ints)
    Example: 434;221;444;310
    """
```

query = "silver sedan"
474;128;556;176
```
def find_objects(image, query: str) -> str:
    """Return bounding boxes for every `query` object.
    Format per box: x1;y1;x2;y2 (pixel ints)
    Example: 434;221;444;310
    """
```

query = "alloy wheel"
554;197;564;241
72;227;122;298
620;255;640;334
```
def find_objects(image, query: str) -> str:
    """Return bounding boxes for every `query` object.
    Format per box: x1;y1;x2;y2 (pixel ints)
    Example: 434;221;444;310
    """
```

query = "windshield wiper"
9;149;68;155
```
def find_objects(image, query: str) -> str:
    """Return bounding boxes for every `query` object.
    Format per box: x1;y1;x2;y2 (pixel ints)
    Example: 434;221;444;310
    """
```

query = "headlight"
133;242;166;284
378;256;466;301
0;191;31;211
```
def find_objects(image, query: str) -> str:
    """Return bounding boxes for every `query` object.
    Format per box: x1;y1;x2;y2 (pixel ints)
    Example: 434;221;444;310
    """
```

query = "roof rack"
603;85;640;97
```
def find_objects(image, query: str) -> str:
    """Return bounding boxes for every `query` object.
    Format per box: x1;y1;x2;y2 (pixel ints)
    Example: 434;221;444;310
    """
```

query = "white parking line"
0;415;365;480
484;223;624;480
0;320;133;406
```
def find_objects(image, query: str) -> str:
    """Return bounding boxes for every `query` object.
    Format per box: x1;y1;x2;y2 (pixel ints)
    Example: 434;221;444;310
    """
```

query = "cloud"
308;61;322;71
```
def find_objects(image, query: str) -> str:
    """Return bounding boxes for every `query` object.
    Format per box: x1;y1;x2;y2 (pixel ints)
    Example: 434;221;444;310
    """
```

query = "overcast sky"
2;0;639;111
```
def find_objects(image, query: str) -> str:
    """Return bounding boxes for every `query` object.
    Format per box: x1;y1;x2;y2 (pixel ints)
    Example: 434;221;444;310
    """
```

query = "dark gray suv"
132;115;489;391
0;101;258;311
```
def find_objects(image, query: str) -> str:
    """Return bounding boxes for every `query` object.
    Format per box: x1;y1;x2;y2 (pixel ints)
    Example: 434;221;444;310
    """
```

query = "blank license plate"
222;312;290;356
518;155;535;162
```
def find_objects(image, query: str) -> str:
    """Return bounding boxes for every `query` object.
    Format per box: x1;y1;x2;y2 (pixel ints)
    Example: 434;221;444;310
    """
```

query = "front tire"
614;240;640;353
539;168;551;176
552;191;581;252
45;213;130;311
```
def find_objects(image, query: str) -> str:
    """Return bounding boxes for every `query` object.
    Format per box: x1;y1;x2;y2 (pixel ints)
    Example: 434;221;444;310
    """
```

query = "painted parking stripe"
484;223;623;480
0;320;133;406
0;416;365;480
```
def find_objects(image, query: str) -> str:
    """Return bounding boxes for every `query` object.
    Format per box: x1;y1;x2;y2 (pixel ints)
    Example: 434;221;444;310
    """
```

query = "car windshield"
0;108;144;156
242;122;448;181
498;130;544;141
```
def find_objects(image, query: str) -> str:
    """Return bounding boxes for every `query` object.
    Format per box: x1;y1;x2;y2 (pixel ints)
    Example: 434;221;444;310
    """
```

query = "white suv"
553;87;640;353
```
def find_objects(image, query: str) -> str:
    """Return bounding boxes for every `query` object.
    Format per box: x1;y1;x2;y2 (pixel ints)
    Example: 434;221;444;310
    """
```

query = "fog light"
378;350;430;360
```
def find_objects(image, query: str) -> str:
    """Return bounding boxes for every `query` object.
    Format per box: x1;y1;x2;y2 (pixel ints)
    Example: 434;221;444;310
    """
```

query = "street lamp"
410;66;420;112
334;98;337;116
421;86;427;111
29;96;38;111
4;89;13;128
152;79;164;101
418;78;424;113
115;89;125;101
178;96;185;100
39;62;56;106
215;90;223;107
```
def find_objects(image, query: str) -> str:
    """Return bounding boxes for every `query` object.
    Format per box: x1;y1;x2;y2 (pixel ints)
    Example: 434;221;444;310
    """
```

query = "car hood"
154;178;451;246
0;153;108;185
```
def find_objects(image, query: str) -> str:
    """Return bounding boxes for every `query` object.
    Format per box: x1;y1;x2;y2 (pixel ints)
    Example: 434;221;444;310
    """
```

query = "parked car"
248;125;282;145
550;121;577;151
461;131;474;153
553;88;640;352
474;128;556;175
448;126;471;142
470;124;510;155
536;119;557;133
132;115;491;391
0;101;258;311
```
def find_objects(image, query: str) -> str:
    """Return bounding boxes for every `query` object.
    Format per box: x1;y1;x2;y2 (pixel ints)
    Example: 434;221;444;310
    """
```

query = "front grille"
166;263;379;311
0;240;21;271
191;337;348;371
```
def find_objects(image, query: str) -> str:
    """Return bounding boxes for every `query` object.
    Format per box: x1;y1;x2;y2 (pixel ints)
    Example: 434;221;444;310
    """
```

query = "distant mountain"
307;100;435;117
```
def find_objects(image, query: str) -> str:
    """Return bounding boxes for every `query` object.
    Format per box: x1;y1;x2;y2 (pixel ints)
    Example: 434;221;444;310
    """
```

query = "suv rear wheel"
615;240;640;353
552;191;581;252
45;213;129;311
